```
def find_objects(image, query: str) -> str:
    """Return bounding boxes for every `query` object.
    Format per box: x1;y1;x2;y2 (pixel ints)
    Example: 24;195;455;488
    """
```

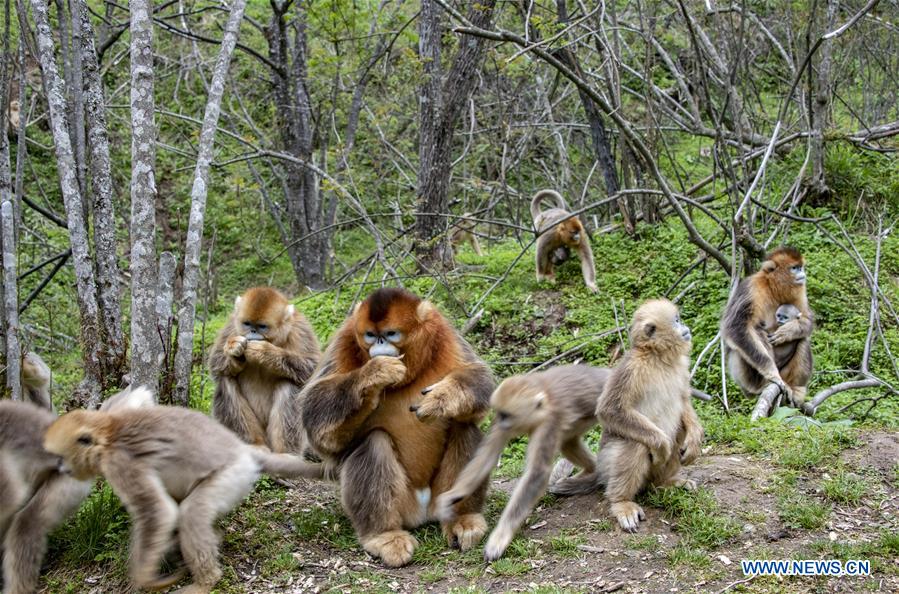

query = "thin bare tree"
172;0;248;406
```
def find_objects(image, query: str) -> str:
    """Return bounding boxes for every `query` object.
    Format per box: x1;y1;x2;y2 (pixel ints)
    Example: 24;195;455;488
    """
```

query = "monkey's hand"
585;281;599;294
411;378;462;421
680;431;702;465
361;356;407;392
434;490;464;523
649;435;674;466
244;339;277;362
225;335;247;358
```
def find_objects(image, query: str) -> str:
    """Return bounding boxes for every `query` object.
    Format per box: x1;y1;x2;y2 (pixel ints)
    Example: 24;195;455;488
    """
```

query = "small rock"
718;554;732;566
529;520;547;530
829;531;838;541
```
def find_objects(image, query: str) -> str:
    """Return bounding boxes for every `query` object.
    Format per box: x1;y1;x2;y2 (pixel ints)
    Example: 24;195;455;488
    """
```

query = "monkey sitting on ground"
553;300;704;532
301;288;494;567
210;287;320;453
530;189;598;293
43;404;324;594
722;247;814;407
1;400;93;594
435;364;611;561
450;212;484;257
20;352;52;411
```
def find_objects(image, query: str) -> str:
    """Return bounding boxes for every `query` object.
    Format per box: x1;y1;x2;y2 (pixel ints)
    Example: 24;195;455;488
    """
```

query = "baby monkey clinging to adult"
435;364;611;561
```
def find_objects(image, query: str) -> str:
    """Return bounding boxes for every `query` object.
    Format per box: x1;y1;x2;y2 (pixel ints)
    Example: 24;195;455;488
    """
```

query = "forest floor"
42;429;898;594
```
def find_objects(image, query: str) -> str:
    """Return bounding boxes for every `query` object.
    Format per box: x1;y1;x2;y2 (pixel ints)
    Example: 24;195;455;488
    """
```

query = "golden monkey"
210;287;320;452
1;401;92;594
20;352;52;411
450;213;484;257
43;404;323;594
530;189;597;293
301;288;494;567
435;364;611;561
558;300;704;532
722;247;814;407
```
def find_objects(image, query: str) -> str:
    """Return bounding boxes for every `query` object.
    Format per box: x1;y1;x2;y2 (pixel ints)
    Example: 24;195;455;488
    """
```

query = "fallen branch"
750;382;784;421
803;378;887;415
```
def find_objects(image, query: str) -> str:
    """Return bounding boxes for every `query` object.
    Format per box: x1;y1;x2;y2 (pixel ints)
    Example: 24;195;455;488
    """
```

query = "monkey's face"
631;299;691;353
44;411;104;480
490;378;549;432
761;247;807;290
233;288;294;343
774;304;801;326
557;219;583;247
354;289;432;359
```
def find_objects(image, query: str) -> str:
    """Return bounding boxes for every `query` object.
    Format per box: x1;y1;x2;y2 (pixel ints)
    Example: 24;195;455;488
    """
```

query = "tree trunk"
76;0;125;387
128;0;160;391
808;0;839;198
416;0;497;270
1;201;21;400
30;0;104;405
155;251;176;402
267;2;328;290
173;0;248;406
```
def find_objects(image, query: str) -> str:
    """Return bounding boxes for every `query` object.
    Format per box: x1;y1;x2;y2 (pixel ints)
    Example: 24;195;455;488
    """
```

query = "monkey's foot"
611;501;645;533
362;530;417;567
443;513;487;551
483;524;515;562
586;282;599;294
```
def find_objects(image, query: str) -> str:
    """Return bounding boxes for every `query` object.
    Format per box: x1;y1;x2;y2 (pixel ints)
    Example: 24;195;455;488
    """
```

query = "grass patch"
644;486;740;549
777;495;831;530
490;557;531;576
549;528;586;556
667;542;710;568
291;503;356;551
50;482;129;566
625;534;661;553
822;469;868;504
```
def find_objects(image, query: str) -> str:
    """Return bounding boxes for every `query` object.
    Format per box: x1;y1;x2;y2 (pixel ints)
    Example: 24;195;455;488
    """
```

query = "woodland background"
0;0;897;592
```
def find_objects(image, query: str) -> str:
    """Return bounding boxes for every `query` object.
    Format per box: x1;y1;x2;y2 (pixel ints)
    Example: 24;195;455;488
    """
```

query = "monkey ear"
534;391;547;408
234;295;243;309
416;301;435;322
283;304;295;321
645;323;656;338
76;433;93;446
761;260;776;273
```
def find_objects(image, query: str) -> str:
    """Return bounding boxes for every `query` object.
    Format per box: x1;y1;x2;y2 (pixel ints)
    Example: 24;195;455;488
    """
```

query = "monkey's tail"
548;469;604;497
255;451;326;480
530;189;568;221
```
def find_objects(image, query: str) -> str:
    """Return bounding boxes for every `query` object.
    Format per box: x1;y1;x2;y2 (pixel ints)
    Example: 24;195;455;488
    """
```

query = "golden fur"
530;189;598;293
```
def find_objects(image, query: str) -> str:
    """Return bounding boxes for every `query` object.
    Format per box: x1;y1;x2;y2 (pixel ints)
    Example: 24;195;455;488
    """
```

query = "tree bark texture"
415;0;497;270
76;0;126;386
1;201;21;400
173;0;247;406
30;0;104;404
267;3;329;290
128;0;160;391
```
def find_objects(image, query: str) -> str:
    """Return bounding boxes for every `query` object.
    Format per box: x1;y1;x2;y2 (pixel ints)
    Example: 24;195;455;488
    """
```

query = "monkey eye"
385;330;399;340
645;323;656;337
242;322;252;328
497;411;510;423
257;324;268;332
364;331;376;339
77;435;93;446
